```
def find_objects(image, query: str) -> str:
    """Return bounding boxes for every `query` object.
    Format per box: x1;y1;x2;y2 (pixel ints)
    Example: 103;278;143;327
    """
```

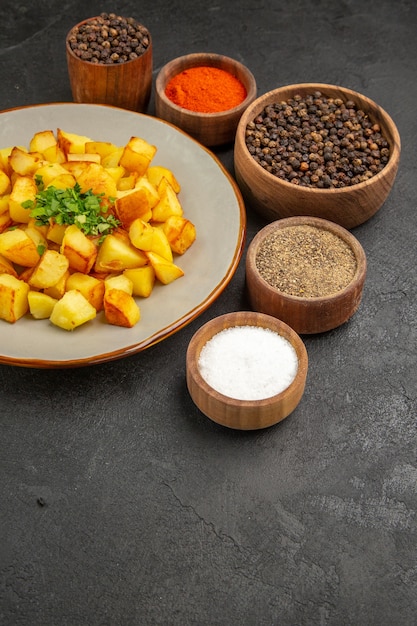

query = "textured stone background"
1;1;416;625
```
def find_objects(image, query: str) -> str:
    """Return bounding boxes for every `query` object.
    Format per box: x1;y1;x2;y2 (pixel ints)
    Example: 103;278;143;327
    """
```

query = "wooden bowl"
186;311;308;430
234;83;401;229
66;17;153;112
246;216;367;334
155;53;257;147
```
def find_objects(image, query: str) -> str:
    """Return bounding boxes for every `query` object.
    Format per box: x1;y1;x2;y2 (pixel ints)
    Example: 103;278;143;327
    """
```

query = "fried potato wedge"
28;290;58;319
123;265;155;298
103;288;140;328
65;272;105;311
61;224;98;274
0;274;30;323
49;289;96;330
0;228;41;267
29;249;70;290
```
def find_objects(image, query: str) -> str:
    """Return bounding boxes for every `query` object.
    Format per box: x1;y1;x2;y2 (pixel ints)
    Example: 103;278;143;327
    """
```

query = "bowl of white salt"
186;311;308;430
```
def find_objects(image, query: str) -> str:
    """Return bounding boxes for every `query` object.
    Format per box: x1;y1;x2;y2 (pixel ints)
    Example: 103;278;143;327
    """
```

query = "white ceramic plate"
0;103;245;368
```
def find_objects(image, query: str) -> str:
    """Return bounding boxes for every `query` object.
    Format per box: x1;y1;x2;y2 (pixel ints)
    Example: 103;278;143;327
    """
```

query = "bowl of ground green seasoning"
66;12;152;112
155;53;257;146
234;83;401;229
245;216;367;334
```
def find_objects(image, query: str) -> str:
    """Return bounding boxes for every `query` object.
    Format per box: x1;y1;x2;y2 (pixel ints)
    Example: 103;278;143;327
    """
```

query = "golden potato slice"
49;289;96;330
47;173;76;190
103;288;140;328
119;137;157;175
84;141;119;158
0;170;11;195
128;219;154;252
47;222;67;245
149;226;173;262
134;176;160;208
94;233;147;272
43;270;69;299
104;273;133;294
42;144;66;164
57;128;92;156
119;146;150;176
28;291;58;319
101;147;124;168
67;153;101;164
76;162;118;203
115;188;152;228
0;146;16;175
152;183;183;223
161;215;197;255
0;228;40;267
147;165;181;194
9;176;37;224
0;212;12;234
35;162;69;186
29;249;70;289
29;130;57;155
123;265;155;298
145;251;184;285
0;274;30;323
116;172;138;192
0;253;18;277
60;224;98;274
65;272;105;311
0;194;10;216
106;166;126;186
61;161;91;179
23;224;48;250
8;146;43;176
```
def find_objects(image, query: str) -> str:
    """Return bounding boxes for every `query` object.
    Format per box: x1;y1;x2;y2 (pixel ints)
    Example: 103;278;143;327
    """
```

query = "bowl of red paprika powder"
155;52;257;147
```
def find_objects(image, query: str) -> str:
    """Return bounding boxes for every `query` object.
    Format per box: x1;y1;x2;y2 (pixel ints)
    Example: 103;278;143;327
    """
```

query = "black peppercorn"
245;91;391;188
68;12;150;65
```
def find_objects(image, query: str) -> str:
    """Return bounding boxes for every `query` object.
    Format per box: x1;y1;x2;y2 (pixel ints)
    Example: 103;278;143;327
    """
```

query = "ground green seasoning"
255;225;357;297
245;91;390;188
23;181;119;239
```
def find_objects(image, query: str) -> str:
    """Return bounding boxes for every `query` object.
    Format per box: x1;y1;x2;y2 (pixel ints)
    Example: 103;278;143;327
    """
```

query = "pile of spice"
67;12;150;64
165;66;247;113
255;225;357;297
198;326;298;401
245;91;390;188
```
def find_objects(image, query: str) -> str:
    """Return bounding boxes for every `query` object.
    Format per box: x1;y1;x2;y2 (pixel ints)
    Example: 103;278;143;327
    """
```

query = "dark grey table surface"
1;1;416;625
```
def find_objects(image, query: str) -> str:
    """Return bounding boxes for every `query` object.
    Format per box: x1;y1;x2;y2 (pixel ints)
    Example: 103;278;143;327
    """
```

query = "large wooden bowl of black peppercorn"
234;83;401;229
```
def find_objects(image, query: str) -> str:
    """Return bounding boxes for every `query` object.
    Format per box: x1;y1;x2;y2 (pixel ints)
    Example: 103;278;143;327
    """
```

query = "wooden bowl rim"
66;16;153;66
186;311;308;408
235;82;401;195
246;216;367;304
155;52;257;118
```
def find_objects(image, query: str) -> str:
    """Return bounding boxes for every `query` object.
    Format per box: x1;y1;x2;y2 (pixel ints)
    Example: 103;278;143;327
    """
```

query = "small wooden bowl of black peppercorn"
155;53;257;147
246;216;367;334
234;83;401;229
66;12;153;113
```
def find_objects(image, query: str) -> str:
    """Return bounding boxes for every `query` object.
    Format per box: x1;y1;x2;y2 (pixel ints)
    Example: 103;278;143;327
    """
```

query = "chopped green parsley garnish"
22;181;120;238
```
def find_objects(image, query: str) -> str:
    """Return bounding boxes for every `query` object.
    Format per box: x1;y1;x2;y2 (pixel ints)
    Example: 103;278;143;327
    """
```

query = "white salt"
198;325;298;401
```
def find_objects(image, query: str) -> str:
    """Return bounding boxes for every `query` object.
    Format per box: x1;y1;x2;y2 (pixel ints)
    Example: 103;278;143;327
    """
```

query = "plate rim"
0;102;246;368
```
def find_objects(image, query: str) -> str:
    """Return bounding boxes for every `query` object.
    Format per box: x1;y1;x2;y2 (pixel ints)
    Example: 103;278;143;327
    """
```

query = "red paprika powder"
165;66;247;113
